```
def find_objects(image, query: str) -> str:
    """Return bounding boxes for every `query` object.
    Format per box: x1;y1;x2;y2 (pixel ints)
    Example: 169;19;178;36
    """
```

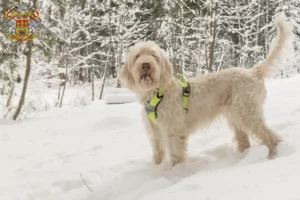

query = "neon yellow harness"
145;73;190;126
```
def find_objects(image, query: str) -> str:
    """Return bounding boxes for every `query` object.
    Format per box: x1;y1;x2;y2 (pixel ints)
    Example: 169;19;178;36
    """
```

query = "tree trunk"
207;1;218;72
204;21;209;72
116;38;123;88
13;42;33;120
13;0;38;120
99;48;111;100
6;84;14;108
197;8;202;74
6;61;15;108
116;3;125;88
108;0;116;78
57;83;61;103
91;65;95;101
197;30;202;74
89;0;95;98
236;0;242;67
180;3;185;74
59;19;74;108
264;0;270;58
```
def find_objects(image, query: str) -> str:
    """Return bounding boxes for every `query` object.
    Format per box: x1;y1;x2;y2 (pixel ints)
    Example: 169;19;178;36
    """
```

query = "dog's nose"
142;62;151;71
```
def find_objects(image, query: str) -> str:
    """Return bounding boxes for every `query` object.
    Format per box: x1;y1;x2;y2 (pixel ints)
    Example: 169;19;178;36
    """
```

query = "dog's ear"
159;49;173;87
119;62;136;90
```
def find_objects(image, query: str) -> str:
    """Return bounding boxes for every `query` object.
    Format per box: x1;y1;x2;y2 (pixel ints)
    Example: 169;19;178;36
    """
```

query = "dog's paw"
170;156;185;167
267;148;278;159
268;137;282;159
163;162;173;170
171;159;180;167
152;154;163;165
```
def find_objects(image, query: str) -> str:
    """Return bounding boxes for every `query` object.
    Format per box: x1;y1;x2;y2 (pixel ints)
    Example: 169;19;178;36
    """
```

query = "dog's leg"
143;112;165;165
248;123;281;159
235;105;281;158
151;132;165;165
148;127;165;165
167;133;188;167
234;128;251;152
228;122;251;152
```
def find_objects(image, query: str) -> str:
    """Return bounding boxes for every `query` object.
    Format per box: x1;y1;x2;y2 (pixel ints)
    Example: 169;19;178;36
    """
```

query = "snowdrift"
1;75;300;200
104;87;137;104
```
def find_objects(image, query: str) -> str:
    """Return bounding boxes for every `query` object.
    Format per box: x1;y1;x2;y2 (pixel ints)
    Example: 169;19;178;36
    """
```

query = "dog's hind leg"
228;121;251;152
247;121;281;159
234;104;281;159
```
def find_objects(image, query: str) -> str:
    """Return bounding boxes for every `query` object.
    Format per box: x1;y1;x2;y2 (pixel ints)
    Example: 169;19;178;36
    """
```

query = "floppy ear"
119;62;136;90
159;49;174;87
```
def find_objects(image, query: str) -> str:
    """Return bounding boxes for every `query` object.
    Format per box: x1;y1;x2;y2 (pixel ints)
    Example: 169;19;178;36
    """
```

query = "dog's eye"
152;54;157;59
135;54;139;59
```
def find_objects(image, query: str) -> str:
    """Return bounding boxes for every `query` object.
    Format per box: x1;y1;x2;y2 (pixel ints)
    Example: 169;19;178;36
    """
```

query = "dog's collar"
144;73;190;126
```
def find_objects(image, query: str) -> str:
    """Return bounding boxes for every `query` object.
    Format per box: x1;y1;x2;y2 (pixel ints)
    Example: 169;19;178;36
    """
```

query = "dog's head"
119;41;173;92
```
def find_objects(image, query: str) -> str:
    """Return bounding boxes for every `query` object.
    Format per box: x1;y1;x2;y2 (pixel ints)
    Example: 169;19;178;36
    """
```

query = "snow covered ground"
1;75;300;200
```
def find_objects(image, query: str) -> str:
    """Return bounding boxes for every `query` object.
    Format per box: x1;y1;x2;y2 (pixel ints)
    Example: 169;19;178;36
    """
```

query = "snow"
104;88;137;104
1;75;300;200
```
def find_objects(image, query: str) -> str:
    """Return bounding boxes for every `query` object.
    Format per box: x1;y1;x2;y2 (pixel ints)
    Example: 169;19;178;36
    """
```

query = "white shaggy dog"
119;14;294;168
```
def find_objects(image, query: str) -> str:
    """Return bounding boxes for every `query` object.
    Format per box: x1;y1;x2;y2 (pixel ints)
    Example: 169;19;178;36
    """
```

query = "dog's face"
119;41;173;91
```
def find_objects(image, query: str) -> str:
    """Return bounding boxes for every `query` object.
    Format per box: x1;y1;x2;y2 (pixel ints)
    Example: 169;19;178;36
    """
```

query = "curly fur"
119;14;294;168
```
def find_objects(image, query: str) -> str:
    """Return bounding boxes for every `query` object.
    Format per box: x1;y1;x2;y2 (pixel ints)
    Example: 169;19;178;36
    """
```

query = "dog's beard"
137;72;158;89
139;71;151;81
139;75;153;87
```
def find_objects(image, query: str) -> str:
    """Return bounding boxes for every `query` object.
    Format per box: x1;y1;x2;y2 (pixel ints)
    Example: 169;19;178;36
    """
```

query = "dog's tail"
253;14;294;79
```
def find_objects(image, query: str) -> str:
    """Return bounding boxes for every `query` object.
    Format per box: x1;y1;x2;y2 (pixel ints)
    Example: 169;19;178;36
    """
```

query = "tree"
59;18;74;108
13;0;38;120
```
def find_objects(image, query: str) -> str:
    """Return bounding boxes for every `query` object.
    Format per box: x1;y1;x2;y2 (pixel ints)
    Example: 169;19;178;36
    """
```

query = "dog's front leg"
148;127;165;165
167;131;188;167
142;112;165;164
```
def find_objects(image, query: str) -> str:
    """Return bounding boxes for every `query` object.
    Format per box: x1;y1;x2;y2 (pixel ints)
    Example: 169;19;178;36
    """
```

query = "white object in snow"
104;88;137;104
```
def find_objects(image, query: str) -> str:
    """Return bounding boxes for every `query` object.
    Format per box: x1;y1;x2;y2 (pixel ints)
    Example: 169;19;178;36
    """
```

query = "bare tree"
4;62;15;118
99;48;111;100
13;0;37;120
89;0;95;101
207;1;218;72
100;0;112;99
116;1;126;88
179;2;185;74
91;64;95;101
6;61;15;108
59;19;74;108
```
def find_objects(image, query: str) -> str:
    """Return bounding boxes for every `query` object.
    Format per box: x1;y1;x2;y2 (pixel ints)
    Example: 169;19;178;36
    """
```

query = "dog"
119;14;294;168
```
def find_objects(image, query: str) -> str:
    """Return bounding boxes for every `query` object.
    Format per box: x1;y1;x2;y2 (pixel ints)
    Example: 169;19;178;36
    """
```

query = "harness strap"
145;73;190;126
176;73;190;113
145;88;165;126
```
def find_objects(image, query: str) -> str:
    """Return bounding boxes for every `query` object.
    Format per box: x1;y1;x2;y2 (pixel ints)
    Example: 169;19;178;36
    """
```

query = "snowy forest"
0;0;300;120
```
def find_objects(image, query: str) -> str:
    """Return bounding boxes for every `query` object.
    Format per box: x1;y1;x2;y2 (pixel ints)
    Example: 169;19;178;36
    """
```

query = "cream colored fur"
119;14;294;168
